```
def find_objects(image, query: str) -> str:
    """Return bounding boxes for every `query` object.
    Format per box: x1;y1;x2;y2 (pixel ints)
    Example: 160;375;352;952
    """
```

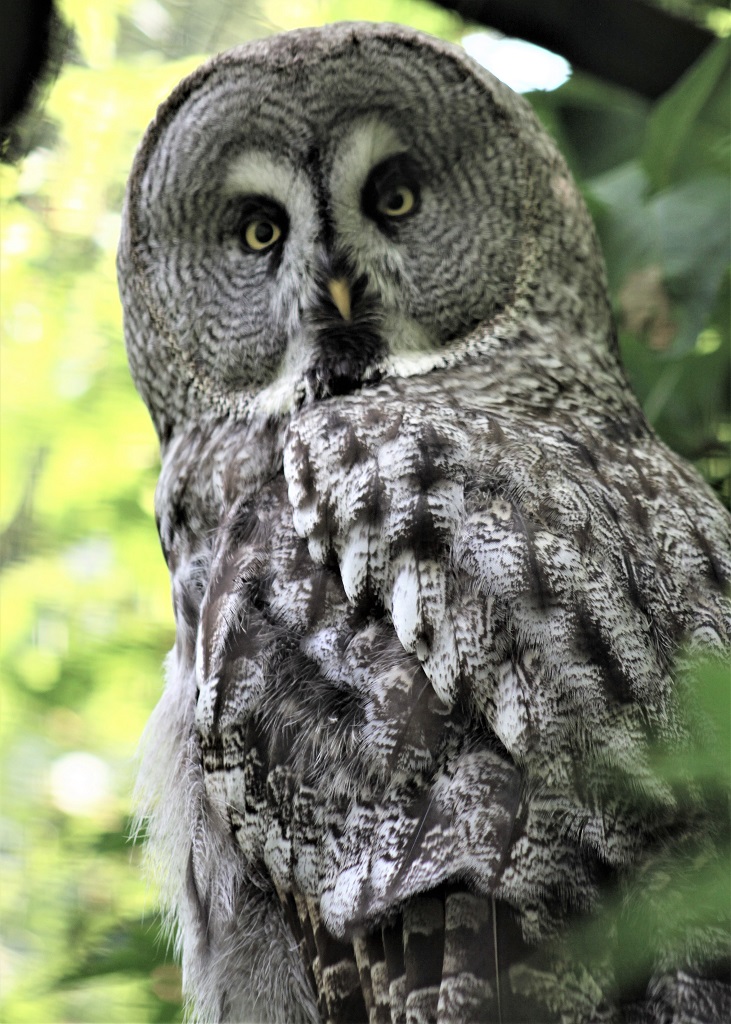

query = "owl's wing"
184;470;545;1024
285;383;730;706
283;373;731;1016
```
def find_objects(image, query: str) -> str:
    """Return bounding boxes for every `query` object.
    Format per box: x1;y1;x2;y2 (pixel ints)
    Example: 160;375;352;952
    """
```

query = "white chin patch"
249;375;304;417
382;310;437;354
380;310;444;378
249;333;313;417
384;349;449;379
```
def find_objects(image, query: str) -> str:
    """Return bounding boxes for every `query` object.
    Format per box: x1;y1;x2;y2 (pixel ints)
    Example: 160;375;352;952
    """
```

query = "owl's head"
118;22;612;442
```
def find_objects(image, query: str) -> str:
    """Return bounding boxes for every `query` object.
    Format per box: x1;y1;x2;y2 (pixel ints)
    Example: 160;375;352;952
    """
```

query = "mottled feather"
120;22;731;1024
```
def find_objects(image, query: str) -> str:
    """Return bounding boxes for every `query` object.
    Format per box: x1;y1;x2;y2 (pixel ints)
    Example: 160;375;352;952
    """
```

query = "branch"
435;0;715;98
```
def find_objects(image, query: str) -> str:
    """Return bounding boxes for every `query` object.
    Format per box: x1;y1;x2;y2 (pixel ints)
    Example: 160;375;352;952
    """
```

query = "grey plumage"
118;22;731;1024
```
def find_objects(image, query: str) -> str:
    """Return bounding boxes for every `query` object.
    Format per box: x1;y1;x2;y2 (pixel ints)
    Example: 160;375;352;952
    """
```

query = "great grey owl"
118;22;731;1024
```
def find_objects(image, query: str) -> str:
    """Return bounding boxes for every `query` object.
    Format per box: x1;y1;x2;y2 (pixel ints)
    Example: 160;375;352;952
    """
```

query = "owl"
118;22;731;1024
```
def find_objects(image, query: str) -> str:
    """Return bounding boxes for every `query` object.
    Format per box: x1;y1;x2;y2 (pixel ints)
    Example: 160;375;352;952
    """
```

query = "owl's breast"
192;473;522;931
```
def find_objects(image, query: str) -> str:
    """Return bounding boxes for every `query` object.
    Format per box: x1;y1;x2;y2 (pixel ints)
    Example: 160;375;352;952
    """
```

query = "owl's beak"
326;278;352;321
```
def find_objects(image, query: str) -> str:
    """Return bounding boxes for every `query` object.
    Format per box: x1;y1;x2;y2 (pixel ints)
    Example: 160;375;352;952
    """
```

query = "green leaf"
590;167;730;352
644;38;731;189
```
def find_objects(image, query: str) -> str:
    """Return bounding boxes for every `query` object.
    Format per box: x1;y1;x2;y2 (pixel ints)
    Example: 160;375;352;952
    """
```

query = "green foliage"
1;2;728;1021
530;37;730;501
563;653;731;1001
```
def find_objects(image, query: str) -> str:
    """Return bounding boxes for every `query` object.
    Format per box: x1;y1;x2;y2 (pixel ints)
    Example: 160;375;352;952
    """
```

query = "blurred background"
0;1;728;1021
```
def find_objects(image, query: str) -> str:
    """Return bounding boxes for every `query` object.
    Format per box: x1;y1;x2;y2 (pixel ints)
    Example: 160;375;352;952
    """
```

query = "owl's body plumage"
119;23;731;1023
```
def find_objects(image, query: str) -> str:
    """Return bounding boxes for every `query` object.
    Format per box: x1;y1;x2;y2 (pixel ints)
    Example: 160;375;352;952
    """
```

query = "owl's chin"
247;362;384;419
305;362;384;401
245;332;466;419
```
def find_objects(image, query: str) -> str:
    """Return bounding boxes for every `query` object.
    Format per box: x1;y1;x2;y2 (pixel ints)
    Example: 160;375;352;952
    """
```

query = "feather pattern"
120;22;731;1024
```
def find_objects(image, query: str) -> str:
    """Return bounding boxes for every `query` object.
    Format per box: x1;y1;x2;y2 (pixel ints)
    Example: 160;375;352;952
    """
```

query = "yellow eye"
244;219;282;251
378;185;415;218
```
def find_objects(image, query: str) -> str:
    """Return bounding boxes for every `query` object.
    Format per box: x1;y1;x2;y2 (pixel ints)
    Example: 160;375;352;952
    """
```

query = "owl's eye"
362;153;421;230
377;186;415;218
237;196;288;255
244;219;282;251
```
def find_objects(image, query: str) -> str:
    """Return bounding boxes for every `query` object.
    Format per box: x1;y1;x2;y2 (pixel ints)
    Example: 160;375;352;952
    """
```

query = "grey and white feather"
118;22;731;1024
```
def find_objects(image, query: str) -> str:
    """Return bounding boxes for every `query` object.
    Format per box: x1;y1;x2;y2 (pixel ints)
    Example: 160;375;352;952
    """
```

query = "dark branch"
434;0;715;98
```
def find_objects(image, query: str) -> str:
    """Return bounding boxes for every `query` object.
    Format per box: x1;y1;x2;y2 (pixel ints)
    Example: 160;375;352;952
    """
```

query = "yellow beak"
327;278;352;321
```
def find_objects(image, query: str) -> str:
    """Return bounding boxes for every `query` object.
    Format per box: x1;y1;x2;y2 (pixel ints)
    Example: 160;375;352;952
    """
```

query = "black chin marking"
307;261;387;399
